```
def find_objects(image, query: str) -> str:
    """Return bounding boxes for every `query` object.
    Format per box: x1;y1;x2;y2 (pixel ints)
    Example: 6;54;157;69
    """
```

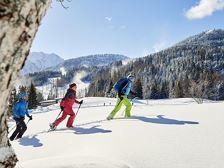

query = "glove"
60;106;64;111
79;100;83;104
130;91;136;96
28;115;32;120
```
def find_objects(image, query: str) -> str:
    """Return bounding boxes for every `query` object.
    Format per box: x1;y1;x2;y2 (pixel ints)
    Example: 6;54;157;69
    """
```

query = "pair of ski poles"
51;103;82;126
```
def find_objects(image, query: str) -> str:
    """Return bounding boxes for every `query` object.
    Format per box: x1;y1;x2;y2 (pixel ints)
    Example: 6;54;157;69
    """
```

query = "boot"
107;115;113;120
49;123;56;130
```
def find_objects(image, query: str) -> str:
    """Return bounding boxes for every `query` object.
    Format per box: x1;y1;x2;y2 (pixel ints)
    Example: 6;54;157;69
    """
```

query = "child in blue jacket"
9;91;32;141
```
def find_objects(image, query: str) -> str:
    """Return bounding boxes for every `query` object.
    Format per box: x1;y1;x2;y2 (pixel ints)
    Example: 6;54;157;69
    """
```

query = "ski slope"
8;97;224;168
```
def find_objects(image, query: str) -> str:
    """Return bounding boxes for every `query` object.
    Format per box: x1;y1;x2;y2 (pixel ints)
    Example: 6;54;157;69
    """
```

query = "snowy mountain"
49;54;129;71
21;52;64;74
176;29;224;47
27;54;129;88
8;98;224;168
88;29;224;100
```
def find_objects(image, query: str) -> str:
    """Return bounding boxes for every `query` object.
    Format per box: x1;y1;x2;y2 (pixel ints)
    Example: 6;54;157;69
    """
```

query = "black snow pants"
10;117;27;141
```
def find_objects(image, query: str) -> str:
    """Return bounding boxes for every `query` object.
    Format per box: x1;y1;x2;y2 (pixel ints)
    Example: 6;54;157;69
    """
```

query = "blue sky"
31;0;224;59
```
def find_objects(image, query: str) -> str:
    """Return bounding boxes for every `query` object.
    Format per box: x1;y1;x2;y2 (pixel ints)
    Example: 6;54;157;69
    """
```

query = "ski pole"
48;110;63;131
26;118;31;125
9;123;17;134
52;110;63;124
75;103;82;116
9;119;24;134
9;118;31;133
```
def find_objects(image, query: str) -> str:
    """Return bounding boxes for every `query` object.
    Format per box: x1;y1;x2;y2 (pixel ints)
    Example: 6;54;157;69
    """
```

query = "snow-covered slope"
21;52;64;74
175;29;224;47
8;98;224;168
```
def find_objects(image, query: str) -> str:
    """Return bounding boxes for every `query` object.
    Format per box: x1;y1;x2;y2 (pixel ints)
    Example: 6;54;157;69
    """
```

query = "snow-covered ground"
8;98;224;168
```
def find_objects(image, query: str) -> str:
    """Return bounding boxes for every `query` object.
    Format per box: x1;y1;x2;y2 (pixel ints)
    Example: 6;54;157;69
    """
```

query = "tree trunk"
0;0;50;167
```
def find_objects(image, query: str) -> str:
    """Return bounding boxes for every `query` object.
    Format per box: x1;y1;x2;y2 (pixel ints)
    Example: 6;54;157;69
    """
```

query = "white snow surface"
8;98;224;168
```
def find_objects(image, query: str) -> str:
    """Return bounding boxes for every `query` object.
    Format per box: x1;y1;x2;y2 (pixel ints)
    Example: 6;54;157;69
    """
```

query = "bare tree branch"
56;0;71;9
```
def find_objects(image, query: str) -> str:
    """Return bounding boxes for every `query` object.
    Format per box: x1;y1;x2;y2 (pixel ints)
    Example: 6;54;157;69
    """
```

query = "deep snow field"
8;97;224;168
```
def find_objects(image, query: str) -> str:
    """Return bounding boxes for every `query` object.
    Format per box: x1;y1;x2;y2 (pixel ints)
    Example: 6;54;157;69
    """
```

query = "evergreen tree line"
28;71;61;86
28;66;101;87
86;44;224;101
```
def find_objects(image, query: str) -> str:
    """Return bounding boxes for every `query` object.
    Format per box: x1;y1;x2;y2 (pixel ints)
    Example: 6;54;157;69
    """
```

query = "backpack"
113;78;128;93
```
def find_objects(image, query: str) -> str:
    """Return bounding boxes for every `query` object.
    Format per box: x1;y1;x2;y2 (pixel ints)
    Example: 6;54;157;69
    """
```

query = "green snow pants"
109;95;132;118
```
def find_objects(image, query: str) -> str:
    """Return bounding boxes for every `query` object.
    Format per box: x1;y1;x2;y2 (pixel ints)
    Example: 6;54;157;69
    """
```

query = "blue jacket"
12;99;30;119
120;79;132;96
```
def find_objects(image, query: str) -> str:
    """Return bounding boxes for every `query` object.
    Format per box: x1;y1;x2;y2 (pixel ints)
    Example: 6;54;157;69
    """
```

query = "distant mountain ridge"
22;52;64;74
22;53;129;74
49;54;129;71
24;53;129;87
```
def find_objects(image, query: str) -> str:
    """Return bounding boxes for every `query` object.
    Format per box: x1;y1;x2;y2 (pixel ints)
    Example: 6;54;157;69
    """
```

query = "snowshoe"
49;123;56;131
107;115;113;120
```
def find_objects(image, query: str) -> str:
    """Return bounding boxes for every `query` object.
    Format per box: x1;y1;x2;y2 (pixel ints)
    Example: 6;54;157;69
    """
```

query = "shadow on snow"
74;125;112;134
54;125;112;135
19;135;43;147
131;115;199;125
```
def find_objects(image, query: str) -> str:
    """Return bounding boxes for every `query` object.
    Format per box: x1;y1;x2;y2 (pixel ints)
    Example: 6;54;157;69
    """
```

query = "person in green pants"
107;74;136;120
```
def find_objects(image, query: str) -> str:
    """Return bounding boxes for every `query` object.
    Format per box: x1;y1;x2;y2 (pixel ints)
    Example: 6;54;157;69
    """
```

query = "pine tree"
36;92;44;103
160;82;169;99
182;75;190;97
108;80;113;92
218;81;224;100
150;82;160;99
174;80;184;98
19;85;27;93
28;82;38;109
106;80;114;97
133;78;143;99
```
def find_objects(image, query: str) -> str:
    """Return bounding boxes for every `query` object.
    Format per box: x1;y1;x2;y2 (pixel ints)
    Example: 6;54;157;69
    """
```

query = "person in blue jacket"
107;74;136;120
9;91;32;141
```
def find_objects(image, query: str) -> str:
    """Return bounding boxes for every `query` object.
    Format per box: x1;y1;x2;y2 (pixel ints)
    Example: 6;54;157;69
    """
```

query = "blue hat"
18;91;27;99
